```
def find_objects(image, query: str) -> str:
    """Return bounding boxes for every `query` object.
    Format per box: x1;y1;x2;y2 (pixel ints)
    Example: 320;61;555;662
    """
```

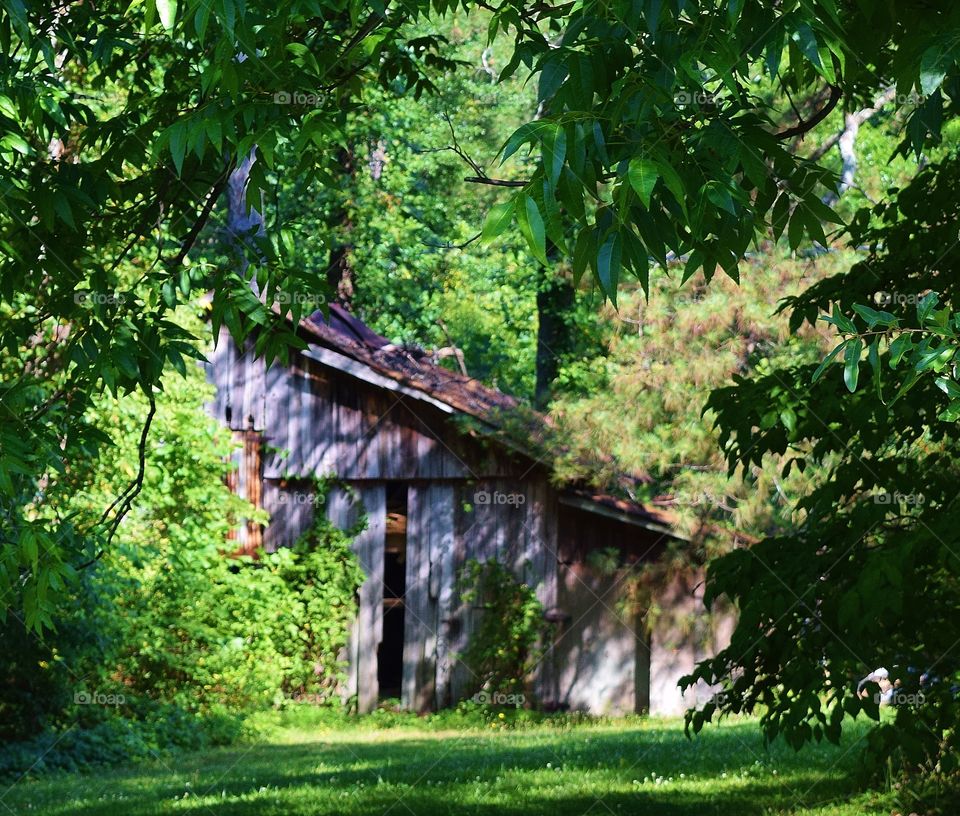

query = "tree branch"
79;391;157;569
808;87;897;161
775;84;843;141
464;176;528;187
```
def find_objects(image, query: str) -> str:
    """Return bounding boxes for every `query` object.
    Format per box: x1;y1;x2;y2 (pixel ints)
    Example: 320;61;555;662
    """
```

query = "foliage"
0;334;363;776
682;153;960;779
480;1;960;290
817;290;960;420
260;495;366;700
549;257;840;544
266;17;607;400
457;559;549;700
0;0;464;626
10;0;960;625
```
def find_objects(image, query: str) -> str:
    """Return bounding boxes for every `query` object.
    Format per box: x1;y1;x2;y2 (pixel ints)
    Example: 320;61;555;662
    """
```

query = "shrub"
0;339;364;777
457;559;551;701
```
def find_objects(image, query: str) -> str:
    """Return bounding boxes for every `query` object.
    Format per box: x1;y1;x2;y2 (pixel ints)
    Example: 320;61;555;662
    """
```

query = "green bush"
261;503;366;700
457;559;551;702
0;333;364;778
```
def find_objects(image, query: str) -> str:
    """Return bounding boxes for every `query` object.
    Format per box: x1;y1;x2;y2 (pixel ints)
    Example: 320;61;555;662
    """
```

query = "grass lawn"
0;711;897;815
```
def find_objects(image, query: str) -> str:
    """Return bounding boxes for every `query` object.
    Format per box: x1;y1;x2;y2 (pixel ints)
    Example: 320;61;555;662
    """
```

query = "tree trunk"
535;257;575;409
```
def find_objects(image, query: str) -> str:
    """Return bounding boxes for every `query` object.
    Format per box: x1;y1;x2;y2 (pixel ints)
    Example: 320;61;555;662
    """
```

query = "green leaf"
0;133;30;155
572;227;595;286
889;334;913;367
938;400;960;422
787;208;805;252
917;291;940;324
501;121;553;164
820;305;856;334
21;528;38;568
812;340;848;383
541;125;566;187
628;158;659;209
868;338;882;400
704;181;737;215
771;193;791;242
935;376;960;399
780;406;797;434
516;195;547;265
481;199;516;242
156;0;177;32
843;337;862;392
168;122;186;176
920;44;951;96
852;303;898;328
596;232;621;303
653;157;686;215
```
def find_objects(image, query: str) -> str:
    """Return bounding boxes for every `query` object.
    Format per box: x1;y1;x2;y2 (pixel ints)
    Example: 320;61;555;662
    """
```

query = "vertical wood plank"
430;484;456;709
328;484;385;711
402;485;439;711
354;484;385;714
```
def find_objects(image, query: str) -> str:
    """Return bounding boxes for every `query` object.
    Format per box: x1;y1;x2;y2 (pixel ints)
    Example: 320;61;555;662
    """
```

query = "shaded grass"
0;713;896;815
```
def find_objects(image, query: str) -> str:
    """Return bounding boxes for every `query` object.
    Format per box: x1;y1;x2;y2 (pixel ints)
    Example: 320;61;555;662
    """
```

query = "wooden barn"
205;305;728;716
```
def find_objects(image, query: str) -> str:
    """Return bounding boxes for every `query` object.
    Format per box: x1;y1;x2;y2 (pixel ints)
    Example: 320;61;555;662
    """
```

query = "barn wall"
206;329;533;549
648;570;732;716
554;563;641;715
445;477;558;707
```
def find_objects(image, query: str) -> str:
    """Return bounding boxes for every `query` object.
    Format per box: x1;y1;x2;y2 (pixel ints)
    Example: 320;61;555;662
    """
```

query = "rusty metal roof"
300;305;523;423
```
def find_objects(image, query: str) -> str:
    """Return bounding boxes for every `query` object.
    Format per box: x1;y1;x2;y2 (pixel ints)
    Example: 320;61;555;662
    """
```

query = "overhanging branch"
775;84;843;141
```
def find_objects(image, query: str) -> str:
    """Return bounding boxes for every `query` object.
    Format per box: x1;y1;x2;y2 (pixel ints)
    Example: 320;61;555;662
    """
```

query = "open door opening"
378;482;407;701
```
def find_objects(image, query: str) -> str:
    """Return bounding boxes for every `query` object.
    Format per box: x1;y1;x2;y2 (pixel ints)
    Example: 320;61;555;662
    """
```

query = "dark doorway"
378;483;407;700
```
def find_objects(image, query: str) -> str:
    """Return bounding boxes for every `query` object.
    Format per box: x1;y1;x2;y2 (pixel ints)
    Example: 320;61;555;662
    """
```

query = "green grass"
0;710;896;815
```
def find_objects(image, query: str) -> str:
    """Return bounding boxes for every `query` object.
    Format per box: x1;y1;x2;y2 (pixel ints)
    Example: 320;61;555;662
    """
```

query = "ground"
2;712;897;815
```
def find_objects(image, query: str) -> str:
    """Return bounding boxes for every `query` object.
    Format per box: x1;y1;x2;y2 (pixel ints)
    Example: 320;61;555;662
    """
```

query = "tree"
675;151;960;780
0;0;459;627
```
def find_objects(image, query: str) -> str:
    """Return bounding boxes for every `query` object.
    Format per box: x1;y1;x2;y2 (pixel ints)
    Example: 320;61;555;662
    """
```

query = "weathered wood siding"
325;484;386;713
554;563;642;715
207;328;530;547
648;570;733;715
551;505;674;715
444;478;558;707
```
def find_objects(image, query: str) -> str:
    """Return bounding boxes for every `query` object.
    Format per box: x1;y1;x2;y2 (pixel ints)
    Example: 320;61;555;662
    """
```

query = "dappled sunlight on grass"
2;716;894;815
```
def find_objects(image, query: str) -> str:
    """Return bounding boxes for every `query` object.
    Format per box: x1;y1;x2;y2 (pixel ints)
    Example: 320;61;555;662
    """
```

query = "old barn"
206;305;727;715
